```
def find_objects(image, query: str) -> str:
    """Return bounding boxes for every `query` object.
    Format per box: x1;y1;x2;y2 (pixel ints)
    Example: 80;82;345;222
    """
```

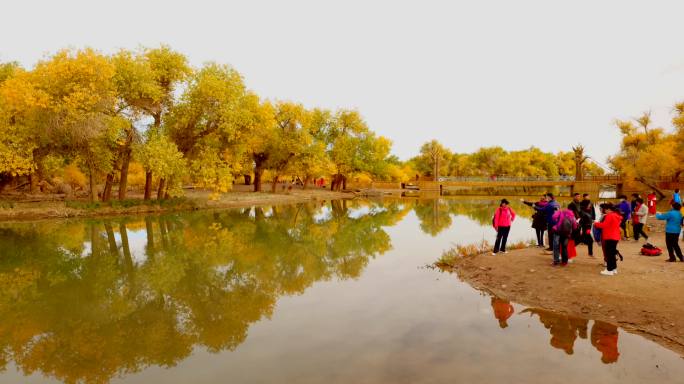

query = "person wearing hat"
492;198;516;254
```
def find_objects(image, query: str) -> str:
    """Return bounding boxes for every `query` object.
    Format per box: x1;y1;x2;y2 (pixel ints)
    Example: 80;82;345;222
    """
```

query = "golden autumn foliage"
609;110;684;183
0;47;396;197
62;163;87;190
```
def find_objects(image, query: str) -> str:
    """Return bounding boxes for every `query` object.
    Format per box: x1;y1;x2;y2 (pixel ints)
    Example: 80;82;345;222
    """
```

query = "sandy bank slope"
443;232;684;356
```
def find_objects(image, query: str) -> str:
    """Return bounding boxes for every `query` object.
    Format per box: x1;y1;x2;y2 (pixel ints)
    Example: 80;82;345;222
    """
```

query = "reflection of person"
522;308;587;355
492;199;516;255
591;321;620;364
491;298;515;328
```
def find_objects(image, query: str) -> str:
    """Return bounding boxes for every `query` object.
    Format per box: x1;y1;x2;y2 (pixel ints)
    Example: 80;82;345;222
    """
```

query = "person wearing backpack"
492;199;516;254
551;206;577;266
594;204;622;275
656;202;683;262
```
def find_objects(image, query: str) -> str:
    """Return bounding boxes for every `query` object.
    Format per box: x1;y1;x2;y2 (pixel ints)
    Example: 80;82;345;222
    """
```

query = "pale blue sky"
3;0;684;165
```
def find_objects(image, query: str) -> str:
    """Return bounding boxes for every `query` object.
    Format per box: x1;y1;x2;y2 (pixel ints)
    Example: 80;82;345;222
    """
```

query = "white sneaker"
568;259;574;263
600;269;616;276
492;252;497;255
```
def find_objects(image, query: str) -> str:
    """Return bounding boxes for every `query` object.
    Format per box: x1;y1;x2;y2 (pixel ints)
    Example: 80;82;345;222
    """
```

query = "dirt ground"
442;230;684;357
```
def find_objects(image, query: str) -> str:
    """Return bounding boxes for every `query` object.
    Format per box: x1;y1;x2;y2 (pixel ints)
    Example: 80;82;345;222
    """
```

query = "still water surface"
0;198;682;383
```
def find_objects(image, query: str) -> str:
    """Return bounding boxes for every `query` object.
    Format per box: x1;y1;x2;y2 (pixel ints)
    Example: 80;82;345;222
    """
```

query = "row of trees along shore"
410;141;606;180
0;46;394;201
2;46;683;202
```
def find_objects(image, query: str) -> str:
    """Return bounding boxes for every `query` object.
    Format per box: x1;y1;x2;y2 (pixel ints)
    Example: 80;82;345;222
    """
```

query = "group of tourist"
491;189;684;276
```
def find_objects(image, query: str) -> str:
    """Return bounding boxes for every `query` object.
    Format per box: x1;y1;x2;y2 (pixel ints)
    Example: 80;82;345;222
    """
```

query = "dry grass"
436;238;535;268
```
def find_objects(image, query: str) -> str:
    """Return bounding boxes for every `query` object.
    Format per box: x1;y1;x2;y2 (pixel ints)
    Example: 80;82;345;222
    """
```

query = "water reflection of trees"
411;198;531;236
0;199;410;383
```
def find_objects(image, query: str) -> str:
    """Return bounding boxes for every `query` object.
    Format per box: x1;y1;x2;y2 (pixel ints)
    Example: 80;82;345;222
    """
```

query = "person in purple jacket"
534;193;561;251
616;195;631;240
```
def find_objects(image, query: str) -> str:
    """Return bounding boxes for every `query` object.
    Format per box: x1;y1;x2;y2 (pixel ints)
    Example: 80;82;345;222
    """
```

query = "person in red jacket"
647;191;657;215
593;203;622;275
492;199;516;254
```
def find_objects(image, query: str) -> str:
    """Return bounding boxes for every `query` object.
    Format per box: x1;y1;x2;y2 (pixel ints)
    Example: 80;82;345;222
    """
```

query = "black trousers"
578;230;593;256
633;223;648;241
546;223;555;250
535;228;545;246
604;239;618;271
665;233;684;261
494;226;511;253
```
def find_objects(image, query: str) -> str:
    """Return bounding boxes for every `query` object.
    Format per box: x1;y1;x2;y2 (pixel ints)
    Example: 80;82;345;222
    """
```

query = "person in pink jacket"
493;199;516;254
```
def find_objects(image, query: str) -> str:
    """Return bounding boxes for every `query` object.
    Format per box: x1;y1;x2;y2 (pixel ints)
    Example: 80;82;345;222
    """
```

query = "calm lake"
0;197;682;383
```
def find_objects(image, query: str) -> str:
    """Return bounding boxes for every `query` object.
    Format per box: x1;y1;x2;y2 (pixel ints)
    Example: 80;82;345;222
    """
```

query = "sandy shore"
439;231;684;356
0;189;354;222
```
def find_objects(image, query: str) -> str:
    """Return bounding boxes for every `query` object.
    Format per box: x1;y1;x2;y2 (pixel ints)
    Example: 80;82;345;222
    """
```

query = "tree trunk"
29;172;37;194
243;174;252;185
119;222;135;281
88;163;96;202
153;112;161;128
331;173;346;191
144;171;153;200
144;217;155;260
158;217;169;250
157;178;166;200
102;173;114;202
271;175;279;193
254;157;265;192
636;177;666;199
118;144;132;200
34;148;47;190
104;222;118;256
303;175;310;190
164;177;173;199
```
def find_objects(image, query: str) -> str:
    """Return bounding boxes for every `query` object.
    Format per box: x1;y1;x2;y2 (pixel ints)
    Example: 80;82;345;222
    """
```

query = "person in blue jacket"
535;192;560;252
672;189;682;205
656;202;683;262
